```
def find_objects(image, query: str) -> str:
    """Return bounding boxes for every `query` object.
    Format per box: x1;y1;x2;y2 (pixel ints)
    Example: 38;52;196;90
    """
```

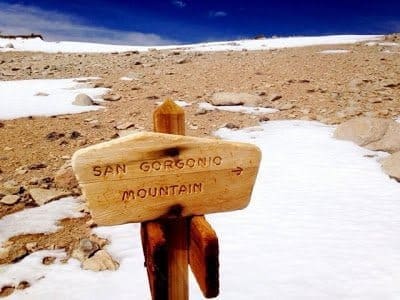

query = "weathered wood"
71;132;261;225
154;99;188;300
141;221;168;300
189;216;219;298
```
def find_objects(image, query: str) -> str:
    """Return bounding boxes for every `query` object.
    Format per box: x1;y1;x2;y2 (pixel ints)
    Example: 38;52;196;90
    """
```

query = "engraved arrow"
232;167;243;176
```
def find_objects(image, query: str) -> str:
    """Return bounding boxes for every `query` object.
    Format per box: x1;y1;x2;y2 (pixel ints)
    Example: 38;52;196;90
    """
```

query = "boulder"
0;195;20;205
209;92;262;107
365;121;400;153
82;250;119;271
71;238;99;262
29;188;72;206
54;160;78;190
72;94;94;106
382;152;400;181
334;117;390;146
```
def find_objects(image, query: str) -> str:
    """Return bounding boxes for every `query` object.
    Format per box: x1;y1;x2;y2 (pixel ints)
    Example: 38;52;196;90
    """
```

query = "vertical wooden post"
141;99;219;299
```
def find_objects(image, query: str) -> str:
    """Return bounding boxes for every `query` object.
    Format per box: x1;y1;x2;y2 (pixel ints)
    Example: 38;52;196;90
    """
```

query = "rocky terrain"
0;34;399;297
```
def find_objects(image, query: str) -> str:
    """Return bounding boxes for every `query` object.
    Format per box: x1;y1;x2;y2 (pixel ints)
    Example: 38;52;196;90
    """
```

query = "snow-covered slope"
3;121;400;299
0;35;382;53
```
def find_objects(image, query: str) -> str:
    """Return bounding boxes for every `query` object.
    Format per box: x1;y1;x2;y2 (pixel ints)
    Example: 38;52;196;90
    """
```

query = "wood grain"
141;221;168;300
154;100;188;300
189;216;219;298
71;132;261;225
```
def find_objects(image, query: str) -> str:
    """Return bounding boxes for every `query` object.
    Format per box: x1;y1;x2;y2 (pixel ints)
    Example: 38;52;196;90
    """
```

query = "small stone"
28;163;47;170
54;160;78;190
0;195;20;205
268;94;282;102
73;94;94;106
34;92;49;96
224;123;240;129
0;286;15;297
29;188;72;206
16;281;30;290
194;108;207;116
46;132;65;141
42;256;56;265
103;94;122;101
82;250;119;271
2;180;20;194
25;242;38;252
176;57;190;64
115;122;135;130
70;131;81;139
259;115;270;122
209;92;262;107
382;152;400;181
279;103;295;110
15;167;28;175
4;146;13;151
71;238;99;262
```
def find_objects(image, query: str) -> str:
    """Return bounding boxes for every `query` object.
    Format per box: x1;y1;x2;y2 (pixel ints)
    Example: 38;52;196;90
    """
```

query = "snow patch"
0;35;382;53
319;49;350;54
199;102;278;114
156;100;191;107
0;197;83;247
0;78;109;120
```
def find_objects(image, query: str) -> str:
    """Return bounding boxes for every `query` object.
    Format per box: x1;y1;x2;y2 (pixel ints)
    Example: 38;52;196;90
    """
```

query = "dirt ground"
0;34;399;281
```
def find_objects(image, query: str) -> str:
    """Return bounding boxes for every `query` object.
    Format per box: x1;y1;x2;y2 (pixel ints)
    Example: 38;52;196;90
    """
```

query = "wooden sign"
72;132;261;226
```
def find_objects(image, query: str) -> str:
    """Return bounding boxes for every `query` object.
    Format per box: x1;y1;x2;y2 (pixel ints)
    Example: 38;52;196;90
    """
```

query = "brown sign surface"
72;132;261;225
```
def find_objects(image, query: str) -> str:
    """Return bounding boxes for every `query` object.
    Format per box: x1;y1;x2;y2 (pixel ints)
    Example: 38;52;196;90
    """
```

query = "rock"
259;115;270;122
103;94;122;101
29;188;72;206
54;160;78;190
279;103;295;110
176;57;190;64
334;117;390;146
73;94;94;106
27;163;47;170
16;281;30;290
71;238;99;262
70;131;81;139
5;43;14;48
224;123;240;129
46;131;65;141
0;195;20;205
194;108;207;115
382;152;400;181
34;92;49;96
82;250;119;271
366;121;400;153
42;256;56;265
268;93;282;102
115;121;135;130
25;242;38;252
209;92;262;107
2;180;20;194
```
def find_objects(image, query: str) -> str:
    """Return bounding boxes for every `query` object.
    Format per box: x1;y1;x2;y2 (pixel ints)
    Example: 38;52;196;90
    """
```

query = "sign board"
72;132;261;225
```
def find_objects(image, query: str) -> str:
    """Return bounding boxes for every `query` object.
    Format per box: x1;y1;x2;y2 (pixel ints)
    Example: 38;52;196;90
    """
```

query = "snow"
0;197;83;247
319;49;350;54
0;78;109;120
2;120;400;299
199;102;278;114
119;76;134;81
0;35;382;53
156;100;191;107
365;42;400;47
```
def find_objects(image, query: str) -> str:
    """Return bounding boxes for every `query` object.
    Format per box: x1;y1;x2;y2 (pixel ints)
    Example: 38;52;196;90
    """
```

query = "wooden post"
143;99;188;300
